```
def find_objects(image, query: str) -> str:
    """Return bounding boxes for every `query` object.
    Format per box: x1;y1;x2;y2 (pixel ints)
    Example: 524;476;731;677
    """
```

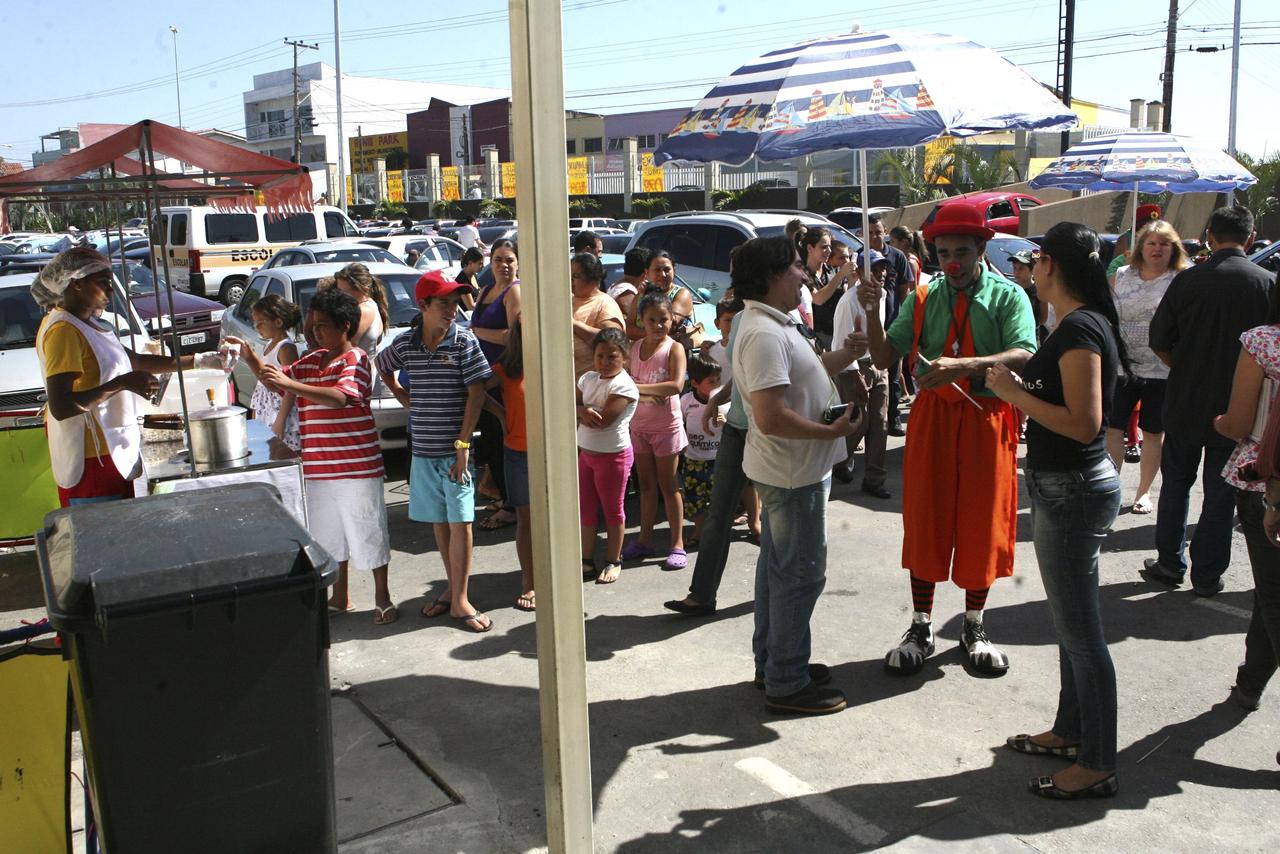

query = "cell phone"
822;403;853;424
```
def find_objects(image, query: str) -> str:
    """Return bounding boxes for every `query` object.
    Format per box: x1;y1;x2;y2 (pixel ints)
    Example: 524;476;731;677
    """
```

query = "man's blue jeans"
752;477;831;696
687;424;749;606
1027;459;1121;773
1155;430;1235;587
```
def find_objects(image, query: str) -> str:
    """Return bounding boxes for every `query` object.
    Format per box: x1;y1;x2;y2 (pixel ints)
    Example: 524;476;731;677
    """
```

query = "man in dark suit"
1147;206;1276;595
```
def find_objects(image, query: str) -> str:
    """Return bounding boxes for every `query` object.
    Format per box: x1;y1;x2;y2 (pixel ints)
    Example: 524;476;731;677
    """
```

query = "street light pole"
1228;0;1241;155
169;25;183;128
334;0;347;213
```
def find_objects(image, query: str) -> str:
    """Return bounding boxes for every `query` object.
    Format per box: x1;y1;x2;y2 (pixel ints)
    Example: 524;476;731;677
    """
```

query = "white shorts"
304;477;391;571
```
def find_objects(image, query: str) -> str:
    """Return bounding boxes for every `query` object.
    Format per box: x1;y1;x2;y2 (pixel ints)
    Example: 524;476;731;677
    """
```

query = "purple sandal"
663;548;688;570
621;541;655;561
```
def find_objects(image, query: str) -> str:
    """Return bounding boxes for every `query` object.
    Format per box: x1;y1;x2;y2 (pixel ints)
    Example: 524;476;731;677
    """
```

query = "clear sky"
2;0;1275;166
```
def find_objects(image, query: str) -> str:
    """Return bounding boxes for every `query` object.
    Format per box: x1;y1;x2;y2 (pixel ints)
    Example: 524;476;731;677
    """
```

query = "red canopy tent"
0;119;313;233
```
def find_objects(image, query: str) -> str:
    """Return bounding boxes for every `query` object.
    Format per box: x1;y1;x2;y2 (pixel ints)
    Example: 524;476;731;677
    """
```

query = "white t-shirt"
576;370;639;454
733;300;844;488
702;339;732;386
457;224;481;249
831;286;885;373
681;391;727;461
607;280;638;301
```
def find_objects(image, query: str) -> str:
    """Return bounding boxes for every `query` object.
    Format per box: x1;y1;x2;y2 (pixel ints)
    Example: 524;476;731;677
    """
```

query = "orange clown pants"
900;389;1019;589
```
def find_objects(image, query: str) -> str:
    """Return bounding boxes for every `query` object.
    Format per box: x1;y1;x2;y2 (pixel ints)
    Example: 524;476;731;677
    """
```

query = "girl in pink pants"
576;328;640;584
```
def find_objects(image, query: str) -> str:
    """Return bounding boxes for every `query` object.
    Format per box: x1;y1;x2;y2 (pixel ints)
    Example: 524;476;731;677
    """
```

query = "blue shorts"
410;455;475;524
504;447;530;507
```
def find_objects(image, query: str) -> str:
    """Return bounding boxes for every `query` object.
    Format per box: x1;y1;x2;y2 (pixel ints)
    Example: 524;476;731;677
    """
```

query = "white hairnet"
31;247;112;308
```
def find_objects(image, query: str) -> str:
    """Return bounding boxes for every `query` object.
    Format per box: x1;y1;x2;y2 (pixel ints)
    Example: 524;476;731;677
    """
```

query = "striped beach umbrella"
652;29;1077;167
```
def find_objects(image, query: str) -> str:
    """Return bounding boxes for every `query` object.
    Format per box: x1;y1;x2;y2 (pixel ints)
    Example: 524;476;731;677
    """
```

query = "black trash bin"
38;482;339;853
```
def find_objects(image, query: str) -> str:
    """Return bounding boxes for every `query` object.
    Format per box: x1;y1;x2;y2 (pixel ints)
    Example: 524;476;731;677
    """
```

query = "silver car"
220;261;424;450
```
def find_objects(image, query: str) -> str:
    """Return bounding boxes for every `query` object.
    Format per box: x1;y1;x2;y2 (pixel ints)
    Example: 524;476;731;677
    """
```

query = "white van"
154;205;361;305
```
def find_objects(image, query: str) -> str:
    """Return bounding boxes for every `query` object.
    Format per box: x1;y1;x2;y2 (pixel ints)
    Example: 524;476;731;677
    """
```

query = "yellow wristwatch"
454;439;471;450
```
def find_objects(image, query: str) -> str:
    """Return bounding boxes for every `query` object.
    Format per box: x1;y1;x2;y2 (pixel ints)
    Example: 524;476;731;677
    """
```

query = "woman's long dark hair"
1041;222;1132;377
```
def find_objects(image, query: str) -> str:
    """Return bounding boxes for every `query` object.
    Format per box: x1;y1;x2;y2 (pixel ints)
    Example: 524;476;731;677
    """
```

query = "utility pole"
1057;0;1076;155
1161;0;1178;132
285;38;319;164
1228;0;1241;155
334;0;347;212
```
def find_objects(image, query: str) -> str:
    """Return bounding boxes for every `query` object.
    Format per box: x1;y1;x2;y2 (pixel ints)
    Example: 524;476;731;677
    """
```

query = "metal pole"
1161;0;1178;132
169;26;182;128
285;39;320;164
333;0;347;212
508;1;593;851
1059;0;1075;156
1228;0;1242;155
859;150;871;284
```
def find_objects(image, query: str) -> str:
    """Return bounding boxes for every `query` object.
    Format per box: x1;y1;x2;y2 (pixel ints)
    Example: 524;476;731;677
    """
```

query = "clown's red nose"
945;262;963;277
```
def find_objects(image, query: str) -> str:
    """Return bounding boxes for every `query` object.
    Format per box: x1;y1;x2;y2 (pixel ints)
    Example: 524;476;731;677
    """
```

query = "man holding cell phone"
858;204;1037;679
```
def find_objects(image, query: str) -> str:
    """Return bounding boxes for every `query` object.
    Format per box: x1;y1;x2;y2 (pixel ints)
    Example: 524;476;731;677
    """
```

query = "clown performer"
859;205;1038;676
32;247;219;506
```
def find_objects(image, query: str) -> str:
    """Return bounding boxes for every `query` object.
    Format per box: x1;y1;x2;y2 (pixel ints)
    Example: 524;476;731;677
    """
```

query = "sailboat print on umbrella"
726;100;755;133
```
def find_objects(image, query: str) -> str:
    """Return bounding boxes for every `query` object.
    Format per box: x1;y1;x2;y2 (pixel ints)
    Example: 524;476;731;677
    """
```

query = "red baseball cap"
922;202;996;243
415;269;470;302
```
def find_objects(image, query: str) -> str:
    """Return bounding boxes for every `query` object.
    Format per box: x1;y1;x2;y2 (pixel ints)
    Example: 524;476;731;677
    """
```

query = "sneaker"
754;662;831;690
765;682;847;715
861;482;891;499
832;463;855;484
1141;558;1185;587
887;420;907;437
1230;684;1261;712
885;617;935;675
1124;446;1142;464
961;618;1009;675
1192;578;1225;597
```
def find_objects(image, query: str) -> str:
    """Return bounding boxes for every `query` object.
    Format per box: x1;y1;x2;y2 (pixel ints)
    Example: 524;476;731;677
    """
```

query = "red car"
923;192;1044;236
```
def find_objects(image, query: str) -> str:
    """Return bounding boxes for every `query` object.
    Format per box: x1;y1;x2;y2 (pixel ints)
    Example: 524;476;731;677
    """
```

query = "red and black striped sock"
965;586;990;614
910;576;935;616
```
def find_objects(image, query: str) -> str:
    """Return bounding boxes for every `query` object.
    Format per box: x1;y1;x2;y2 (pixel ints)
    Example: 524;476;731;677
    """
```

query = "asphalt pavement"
3;426;1278;853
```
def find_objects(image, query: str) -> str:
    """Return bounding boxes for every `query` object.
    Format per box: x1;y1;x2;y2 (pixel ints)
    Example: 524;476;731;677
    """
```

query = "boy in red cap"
376;270;495;632
860;204;1038;676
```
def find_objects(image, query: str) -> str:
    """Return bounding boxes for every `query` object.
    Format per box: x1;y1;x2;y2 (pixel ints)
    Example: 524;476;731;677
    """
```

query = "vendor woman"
32;247;211;505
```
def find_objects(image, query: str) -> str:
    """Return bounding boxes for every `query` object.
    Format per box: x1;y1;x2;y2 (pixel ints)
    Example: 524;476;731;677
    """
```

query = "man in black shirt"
1147;206;1276;595
865;214;916;435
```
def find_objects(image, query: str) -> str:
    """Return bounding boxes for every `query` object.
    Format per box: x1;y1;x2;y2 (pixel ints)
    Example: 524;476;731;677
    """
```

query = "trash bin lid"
38;482;335;626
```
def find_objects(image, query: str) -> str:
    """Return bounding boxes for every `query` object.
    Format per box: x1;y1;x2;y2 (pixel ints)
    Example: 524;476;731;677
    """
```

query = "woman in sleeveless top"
331;262;388;356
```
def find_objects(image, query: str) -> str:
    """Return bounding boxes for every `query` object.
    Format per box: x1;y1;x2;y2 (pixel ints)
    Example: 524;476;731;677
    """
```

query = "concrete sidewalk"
3;434;1277;852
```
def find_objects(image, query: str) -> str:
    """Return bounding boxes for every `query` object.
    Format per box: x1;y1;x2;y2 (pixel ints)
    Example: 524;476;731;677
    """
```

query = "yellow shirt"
37;315;109;456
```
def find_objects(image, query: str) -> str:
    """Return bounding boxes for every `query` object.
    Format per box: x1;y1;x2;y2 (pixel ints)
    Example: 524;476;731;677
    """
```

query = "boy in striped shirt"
229;287;396;625
376;270;494;633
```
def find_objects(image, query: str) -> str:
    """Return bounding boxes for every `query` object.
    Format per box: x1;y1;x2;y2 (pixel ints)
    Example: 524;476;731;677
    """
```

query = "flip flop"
480;509;516;530
663;548;688;571
373;604;399;625
1132;496;1153;515
421;597;451;619
455;612;493;633
515;591;536;611
327;603;355;615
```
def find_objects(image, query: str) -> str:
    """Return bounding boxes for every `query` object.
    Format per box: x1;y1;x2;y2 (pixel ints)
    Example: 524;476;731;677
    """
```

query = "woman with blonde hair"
331;262;390;355
1105;220;1190;514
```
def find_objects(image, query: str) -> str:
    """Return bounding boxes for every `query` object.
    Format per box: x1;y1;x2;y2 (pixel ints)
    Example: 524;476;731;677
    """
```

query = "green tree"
568;196;601;215
711;181;769;210
374;199;407;219
630;195;670;216
808;188;860;213
432;199;462;219
480;199;515;219
948;146;1022;191
1235;151;1280;227
873;149;949;205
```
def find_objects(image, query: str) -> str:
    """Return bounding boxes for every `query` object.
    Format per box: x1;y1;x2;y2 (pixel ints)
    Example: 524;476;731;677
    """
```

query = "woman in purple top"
470;239;522;528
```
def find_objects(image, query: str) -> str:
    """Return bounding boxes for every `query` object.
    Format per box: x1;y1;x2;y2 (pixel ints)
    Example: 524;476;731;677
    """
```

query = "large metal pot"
188;406;249;465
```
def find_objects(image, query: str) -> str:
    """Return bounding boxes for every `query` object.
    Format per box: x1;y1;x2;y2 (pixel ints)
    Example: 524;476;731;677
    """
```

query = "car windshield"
295;272;422;327
755;224;864;252
115;261;167;296
985;237;1039;277
0;286;43;348
311;247;399;265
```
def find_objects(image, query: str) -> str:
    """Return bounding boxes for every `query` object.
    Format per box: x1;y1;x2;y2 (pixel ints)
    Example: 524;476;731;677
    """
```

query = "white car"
0;271;153;417
358;235;466;278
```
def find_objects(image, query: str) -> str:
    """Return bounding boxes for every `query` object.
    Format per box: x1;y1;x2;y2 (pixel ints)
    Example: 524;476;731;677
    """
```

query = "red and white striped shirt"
284;348;384;480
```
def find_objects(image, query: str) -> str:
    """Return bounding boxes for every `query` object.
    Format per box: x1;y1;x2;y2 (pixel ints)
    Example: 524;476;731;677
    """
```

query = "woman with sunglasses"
986;222;1129;800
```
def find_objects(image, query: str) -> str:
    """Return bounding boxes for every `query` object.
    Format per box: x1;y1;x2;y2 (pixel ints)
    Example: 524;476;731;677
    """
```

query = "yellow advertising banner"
567;156;588;195
348;131;408;172
500;162;517;198
346;175;355;206
388;170;405;203
641;153;665;193
441;166;461;201
924;136;955;184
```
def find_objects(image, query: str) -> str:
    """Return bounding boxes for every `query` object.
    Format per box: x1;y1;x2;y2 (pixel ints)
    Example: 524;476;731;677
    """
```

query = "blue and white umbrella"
1029;130;1256;241
652;29;1077;167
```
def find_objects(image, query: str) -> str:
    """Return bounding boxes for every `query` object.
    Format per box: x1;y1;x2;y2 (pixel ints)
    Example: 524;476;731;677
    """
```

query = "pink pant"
579;446;633;527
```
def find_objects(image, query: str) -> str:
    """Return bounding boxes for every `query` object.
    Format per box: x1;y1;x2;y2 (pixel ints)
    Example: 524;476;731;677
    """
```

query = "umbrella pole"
1131;184;1138;258
859;149;871;284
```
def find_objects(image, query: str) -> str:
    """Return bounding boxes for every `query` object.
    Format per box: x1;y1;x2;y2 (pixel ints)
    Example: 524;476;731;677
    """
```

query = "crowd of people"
30;201;1279;800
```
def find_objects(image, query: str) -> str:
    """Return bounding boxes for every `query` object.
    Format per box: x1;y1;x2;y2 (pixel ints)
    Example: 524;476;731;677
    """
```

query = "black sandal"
1028;774;1117;800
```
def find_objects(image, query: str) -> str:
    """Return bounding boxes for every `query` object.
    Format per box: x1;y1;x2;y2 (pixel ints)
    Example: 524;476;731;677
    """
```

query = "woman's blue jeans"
752;477;831;696
1026;458;1122;773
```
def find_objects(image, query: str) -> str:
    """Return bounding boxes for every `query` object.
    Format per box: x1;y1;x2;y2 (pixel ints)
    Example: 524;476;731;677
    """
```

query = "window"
1017;197;1041;210
566;139;576;155
607;138;625;151
169;213;187;246
264;213;318;243
324;211;357;239
987;201;1015;221
205;214;259;244
709;226;747;273
234;275;270;320
638;134;656;149
583;137;603;154
264;251;296;268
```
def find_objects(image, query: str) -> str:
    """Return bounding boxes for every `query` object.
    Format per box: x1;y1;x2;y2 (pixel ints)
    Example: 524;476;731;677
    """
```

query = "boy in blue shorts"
376;271;494;632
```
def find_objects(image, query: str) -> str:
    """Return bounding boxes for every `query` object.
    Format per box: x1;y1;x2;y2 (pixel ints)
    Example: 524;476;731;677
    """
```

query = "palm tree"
568;196;601;215
1235;151;1280;228
480;199;515;219
873;149;949;205
948;146;1022;191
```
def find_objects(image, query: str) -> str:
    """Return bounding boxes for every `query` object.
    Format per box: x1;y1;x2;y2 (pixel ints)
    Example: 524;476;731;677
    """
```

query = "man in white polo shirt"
732;235;866;715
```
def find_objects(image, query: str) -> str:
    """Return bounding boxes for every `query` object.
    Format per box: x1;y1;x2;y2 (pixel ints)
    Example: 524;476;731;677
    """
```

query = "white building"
242;62;506;200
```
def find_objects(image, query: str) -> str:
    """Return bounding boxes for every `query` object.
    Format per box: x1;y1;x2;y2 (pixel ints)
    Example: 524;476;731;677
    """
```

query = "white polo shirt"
733;300;844;489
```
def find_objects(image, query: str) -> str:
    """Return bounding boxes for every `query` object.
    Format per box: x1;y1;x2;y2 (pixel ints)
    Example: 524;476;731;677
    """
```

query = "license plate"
180;332;206;347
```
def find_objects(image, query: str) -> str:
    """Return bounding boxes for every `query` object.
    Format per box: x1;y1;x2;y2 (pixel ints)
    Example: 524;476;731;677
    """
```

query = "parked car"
264;241;401;269
626;209;862;303
982;234;1043;279
922;192;1044;237
477;225;518;246
0;243;14;256
570;217;623;232
0;270;152;416
615;219;647;233
1251;239;1280;273
599;233;633;254
13;234;75;254
405;236;467;279
598;253;720;344
220;261;422;449
825;207;897;232
356;235;465;268
115;257;225;355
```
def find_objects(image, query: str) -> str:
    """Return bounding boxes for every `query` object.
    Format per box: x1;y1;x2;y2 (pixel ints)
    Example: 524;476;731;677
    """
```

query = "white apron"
36;310;142;489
